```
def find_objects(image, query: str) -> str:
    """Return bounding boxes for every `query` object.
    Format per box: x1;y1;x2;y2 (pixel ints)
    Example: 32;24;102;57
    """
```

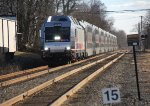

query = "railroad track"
0;52;125;106
0;53;109;87
0;53;111;104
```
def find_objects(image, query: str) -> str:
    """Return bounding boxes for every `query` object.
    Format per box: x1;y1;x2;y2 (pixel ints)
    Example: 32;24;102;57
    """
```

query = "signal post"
127;34;141;101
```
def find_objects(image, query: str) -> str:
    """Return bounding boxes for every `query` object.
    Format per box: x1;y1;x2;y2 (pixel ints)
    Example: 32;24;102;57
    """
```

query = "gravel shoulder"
62;53;150;106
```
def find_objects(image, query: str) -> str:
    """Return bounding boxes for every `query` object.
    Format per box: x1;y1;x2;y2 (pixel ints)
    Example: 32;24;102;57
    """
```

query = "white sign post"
102;87;121;104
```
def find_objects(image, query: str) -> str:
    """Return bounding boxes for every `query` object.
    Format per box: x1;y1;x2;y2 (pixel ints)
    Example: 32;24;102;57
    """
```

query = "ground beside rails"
61;52;150;106
1;50;149;106
11;54;123;106
0;53;117;105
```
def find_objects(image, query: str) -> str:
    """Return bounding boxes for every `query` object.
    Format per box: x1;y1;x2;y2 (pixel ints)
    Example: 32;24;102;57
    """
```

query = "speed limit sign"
102;87;121;104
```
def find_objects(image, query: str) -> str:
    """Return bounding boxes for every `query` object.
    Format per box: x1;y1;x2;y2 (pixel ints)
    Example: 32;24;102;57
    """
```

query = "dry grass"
0;52;47;75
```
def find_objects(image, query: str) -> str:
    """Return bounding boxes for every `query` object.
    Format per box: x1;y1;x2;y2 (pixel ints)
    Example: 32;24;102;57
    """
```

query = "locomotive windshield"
45;27;70;42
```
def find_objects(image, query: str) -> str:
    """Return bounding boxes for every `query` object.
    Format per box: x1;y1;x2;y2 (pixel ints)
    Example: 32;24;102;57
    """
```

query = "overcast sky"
100;0;150;34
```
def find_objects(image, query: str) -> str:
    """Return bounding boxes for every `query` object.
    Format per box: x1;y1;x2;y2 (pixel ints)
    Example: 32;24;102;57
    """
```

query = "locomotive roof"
45;15;116;38
47;16;71;22
47;16;80;24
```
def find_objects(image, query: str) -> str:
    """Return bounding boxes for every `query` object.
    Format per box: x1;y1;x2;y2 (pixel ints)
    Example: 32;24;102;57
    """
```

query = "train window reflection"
45;27;70;42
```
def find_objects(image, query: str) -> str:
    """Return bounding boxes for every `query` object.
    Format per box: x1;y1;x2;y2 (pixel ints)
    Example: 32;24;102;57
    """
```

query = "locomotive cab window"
51;16;69;21
45;27;70;42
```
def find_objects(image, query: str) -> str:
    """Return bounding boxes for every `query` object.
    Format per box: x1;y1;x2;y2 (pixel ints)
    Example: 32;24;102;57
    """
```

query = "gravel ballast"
62;53;150;106
1;52;149;106
14;54;120;106
0;53;111;103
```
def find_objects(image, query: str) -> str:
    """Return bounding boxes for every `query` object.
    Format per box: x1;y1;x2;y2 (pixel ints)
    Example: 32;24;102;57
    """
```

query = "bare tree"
0;0;17;16
54;0;62;14
72;0;114;32
1;0;127;51
1;0;80;51
55;0;80;15
143;11;150;49
111;29;127;49
17;0;55;51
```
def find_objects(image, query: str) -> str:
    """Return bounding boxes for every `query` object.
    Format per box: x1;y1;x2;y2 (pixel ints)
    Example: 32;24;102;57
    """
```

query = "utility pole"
140;16;143;31
133;44;141;101
127;35;141;101
138;23;141;50
140;16;146;51
138;23;140;34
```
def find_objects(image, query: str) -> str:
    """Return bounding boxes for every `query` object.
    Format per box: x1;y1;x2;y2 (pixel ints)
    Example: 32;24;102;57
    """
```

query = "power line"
106;9;150;13
114;17;139;20
75;8;150;15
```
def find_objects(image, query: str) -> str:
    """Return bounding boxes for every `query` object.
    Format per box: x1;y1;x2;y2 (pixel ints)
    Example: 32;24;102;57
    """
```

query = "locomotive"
40;16;117;61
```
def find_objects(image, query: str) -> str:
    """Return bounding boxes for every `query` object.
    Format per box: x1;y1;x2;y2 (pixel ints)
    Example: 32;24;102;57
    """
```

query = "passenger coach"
40;16;117;61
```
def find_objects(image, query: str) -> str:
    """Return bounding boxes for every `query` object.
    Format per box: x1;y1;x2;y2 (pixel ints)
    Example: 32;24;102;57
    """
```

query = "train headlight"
66;46;71;50
44;47;48;51
54;36;61;40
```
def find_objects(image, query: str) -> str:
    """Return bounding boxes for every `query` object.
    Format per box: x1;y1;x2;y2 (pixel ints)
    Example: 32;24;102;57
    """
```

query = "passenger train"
40;16;117;61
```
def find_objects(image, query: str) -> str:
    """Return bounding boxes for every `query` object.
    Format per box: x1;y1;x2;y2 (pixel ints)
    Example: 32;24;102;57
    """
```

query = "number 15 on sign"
102;87;121;104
